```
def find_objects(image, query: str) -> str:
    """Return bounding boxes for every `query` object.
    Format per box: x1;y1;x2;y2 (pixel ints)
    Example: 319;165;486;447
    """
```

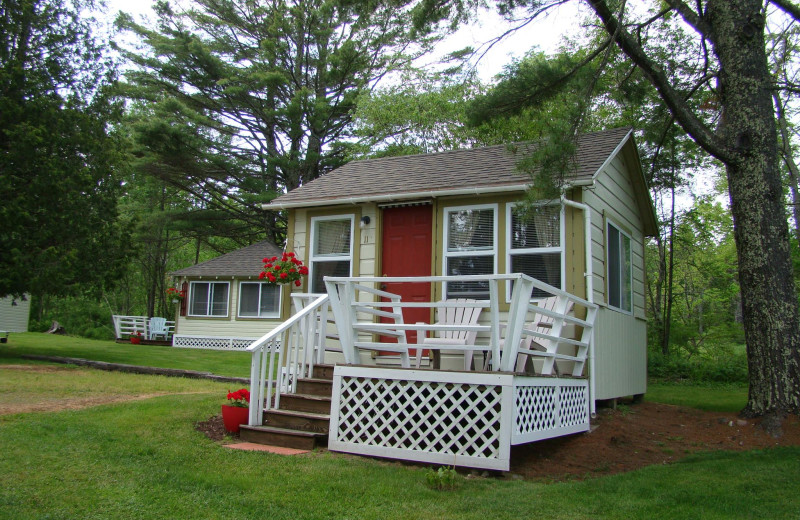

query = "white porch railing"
112;315;175;340
324;274;597;376
246;294;331;426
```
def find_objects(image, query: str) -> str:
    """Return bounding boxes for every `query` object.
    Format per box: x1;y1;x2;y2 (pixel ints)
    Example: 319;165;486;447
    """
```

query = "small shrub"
425;466;458;490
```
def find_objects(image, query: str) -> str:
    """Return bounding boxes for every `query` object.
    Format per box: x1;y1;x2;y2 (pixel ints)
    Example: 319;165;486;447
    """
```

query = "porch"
112;315;175;345
244;274;597;471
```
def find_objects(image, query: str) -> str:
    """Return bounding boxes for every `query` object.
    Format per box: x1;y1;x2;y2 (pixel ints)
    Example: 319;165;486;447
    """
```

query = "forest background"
4;0;799;389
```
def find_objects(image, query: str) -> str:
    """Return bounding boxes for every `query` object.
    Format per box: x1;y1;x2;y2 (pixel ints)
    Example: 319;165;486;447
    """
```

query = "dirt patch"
1;364;78;373
0;393;176;415
192;402;800;481
509;401;800;480
196;414;233;442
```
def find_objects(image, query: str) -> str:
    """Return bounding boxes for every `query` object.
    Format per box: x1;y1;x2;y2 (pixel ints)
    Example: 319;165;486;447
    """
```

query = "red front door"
381;205;433;345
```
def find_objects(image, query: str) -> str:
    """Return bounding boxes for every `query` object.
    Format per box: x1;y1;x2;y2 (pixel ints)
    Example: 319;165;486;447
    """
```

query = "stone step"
294;377;333;397
278;393;332;414
312;364;335;381
239;425;326;451
263;409;330;434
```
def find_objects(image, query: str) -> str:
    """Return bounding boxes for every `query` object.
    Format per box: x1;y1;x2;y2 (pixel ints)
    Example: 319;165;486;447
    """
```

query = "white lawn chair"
494;296;575;373
414;299;483;370
148;317;169;341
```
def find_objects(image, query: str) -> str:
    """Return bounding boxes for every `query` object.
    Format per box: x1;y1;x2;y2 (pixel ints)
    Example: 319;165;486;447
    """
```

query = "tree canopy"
115;0;440;243
412;0;800;419
0;0;129;299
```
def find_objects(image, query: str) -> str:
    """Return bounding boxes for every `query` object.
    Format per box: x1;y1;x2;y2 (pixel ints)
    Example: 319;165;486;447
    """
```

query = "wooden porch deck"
244;275;597;471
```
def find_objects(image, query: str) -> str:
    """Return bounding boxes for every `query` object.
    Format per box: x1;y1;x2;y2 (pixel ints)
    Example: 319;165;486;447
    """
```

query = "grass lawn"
646;381;748;413
0;332;252;377
1;367;797;519
0;332;794;519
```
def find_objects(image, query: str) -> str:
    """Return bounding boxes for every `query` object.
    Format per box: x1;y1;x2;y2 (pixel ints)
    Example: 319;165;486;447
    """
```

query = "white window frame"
442;203;498;298
188;281;230;317
606;220;633;314
506;202;565;302
309;214;354;294
237;281;282;319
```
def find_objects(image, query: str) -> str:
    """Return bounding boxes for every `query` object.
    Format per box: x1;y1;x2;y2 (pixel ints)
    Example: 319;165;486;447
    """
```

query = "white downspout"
562;197;596;416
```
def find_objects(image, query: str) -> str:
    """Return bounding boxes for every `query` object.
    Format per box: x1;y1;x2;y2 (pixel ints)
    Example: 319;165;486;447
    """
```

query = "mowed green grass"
0;332;252;377
646;382;748;413
1;369;798;519
0;339;797;519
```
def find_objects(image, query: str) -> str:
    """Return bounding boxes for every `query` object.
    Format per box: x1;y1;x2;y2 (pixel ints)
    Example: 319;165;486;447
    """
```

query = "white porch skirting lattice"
172;335;258;350
328;366;590;471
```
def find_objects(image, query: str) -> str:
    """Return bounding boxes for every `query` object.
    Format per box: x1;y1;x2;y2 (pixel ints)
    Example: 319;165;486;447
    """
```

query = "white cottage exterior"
264;127;656;399
231;127;658;470
0;294;31;334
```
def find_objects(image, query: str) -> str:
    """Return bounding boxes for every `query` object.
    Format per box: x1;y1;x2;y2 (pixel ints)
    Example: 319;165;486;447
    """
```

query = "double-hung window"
188;281;229;317
607;221;633;313
443;205;497;298
309;215;354;294
507;204;564;299
238;282;281;318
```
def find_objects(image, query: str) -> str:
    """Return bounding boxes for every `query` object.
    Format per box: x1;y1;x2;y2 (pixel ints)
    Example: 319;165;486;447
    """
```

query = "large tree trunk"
708;0;800;417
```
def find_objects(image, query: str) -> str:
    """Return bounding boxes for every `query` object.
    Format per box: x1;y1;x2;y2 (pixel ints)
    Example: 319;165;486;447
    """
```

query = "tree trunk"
708;0;800;417
662;179;676;356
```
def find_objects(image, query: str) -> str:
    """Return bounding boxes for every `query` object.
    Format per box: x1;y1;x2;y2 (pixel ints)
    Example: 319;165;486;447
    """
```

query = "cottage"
238;127;658;470
0;294;31;341
170;240;285;349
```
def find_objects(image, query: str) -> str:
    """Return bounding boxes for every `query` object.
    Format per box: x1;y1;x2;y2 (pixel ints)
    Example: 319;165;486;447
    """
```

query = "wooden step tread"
241;425;324;438
284;393;332;402
298;377;333;384
267;409;329;420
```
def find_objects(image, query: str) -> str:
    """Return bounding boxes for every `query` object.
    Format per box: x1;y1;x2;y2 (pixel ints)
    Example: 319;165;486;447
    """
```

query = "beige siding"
583;152;647;319
0;295;31;332
582;145;649;401
593;308;647;399
175;278;283;338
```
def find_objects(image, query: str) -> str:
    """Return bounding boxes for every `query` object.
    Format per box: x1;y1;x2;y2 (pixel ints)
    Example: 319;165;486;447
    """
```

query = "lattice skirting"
512;377;590;444
172;335;259;350
328;367;590;471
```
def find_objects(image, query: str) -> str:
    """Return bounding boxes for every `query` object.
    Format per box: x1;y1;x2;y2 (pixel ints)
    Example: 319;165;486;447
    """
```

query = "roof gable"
266;127;634;209
171;240;282;277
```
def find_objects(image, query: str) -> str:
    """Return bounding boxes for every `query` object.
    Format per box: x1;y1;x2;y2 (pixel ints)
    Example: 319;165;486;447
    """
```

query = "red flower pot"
221;404;250;433
130;336;141;344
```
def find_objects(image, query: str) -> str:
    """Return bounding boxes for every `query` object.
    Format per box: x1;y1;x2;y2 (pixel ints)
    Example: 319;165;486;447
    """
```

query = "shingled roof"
171;240;282;277
266;127;633;209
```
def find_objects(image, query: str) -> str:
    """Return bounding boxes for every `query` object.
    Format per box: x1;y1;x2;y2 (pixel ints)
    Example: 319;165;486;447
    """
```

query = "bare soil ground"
195;401;800;481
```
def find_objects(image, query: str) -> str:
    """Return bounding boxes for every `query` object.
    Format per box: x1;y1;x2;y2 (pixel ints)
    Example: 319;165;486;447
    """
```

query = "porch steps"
238;364;335;451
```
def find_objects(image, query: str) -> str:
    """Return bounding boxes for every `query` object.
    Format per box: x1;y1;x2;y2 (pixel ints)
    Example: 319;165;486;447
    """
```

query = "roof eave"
262;183;532;210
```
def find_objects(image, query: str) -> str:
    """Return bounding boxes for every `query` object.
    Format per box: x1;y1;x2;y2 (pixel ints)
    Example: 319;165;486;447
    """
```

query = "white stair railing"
246;294;330;426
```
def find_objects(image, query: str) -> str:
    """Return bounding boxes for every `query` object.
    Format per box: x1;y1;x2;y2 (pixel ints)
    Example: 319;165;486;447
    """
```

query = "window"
507;204;564;299
189;281;229;317
238;282;281;318
309;215;354;293
443;205;497;298
607;221;632;313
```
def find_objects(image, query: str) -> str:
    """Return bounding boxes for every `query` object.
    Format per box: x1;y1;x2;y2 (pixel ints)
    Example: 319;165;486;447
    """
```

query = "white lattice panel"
329;367;514;471
172;335;260;350
512;377;590;444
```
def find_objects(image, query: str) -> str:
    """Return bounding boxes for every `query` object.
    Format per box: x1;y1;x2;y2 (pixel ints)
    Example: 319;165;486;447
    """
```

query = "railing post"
488;279;501;371
248;348;263;426
326;280;356;363
501;275;533;372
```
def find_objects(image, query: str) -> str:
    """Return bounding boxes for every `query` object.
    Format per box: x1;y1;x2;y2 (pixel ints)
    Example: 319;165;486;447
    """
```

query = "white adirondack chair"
148;317;169;341
414;299;483;370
